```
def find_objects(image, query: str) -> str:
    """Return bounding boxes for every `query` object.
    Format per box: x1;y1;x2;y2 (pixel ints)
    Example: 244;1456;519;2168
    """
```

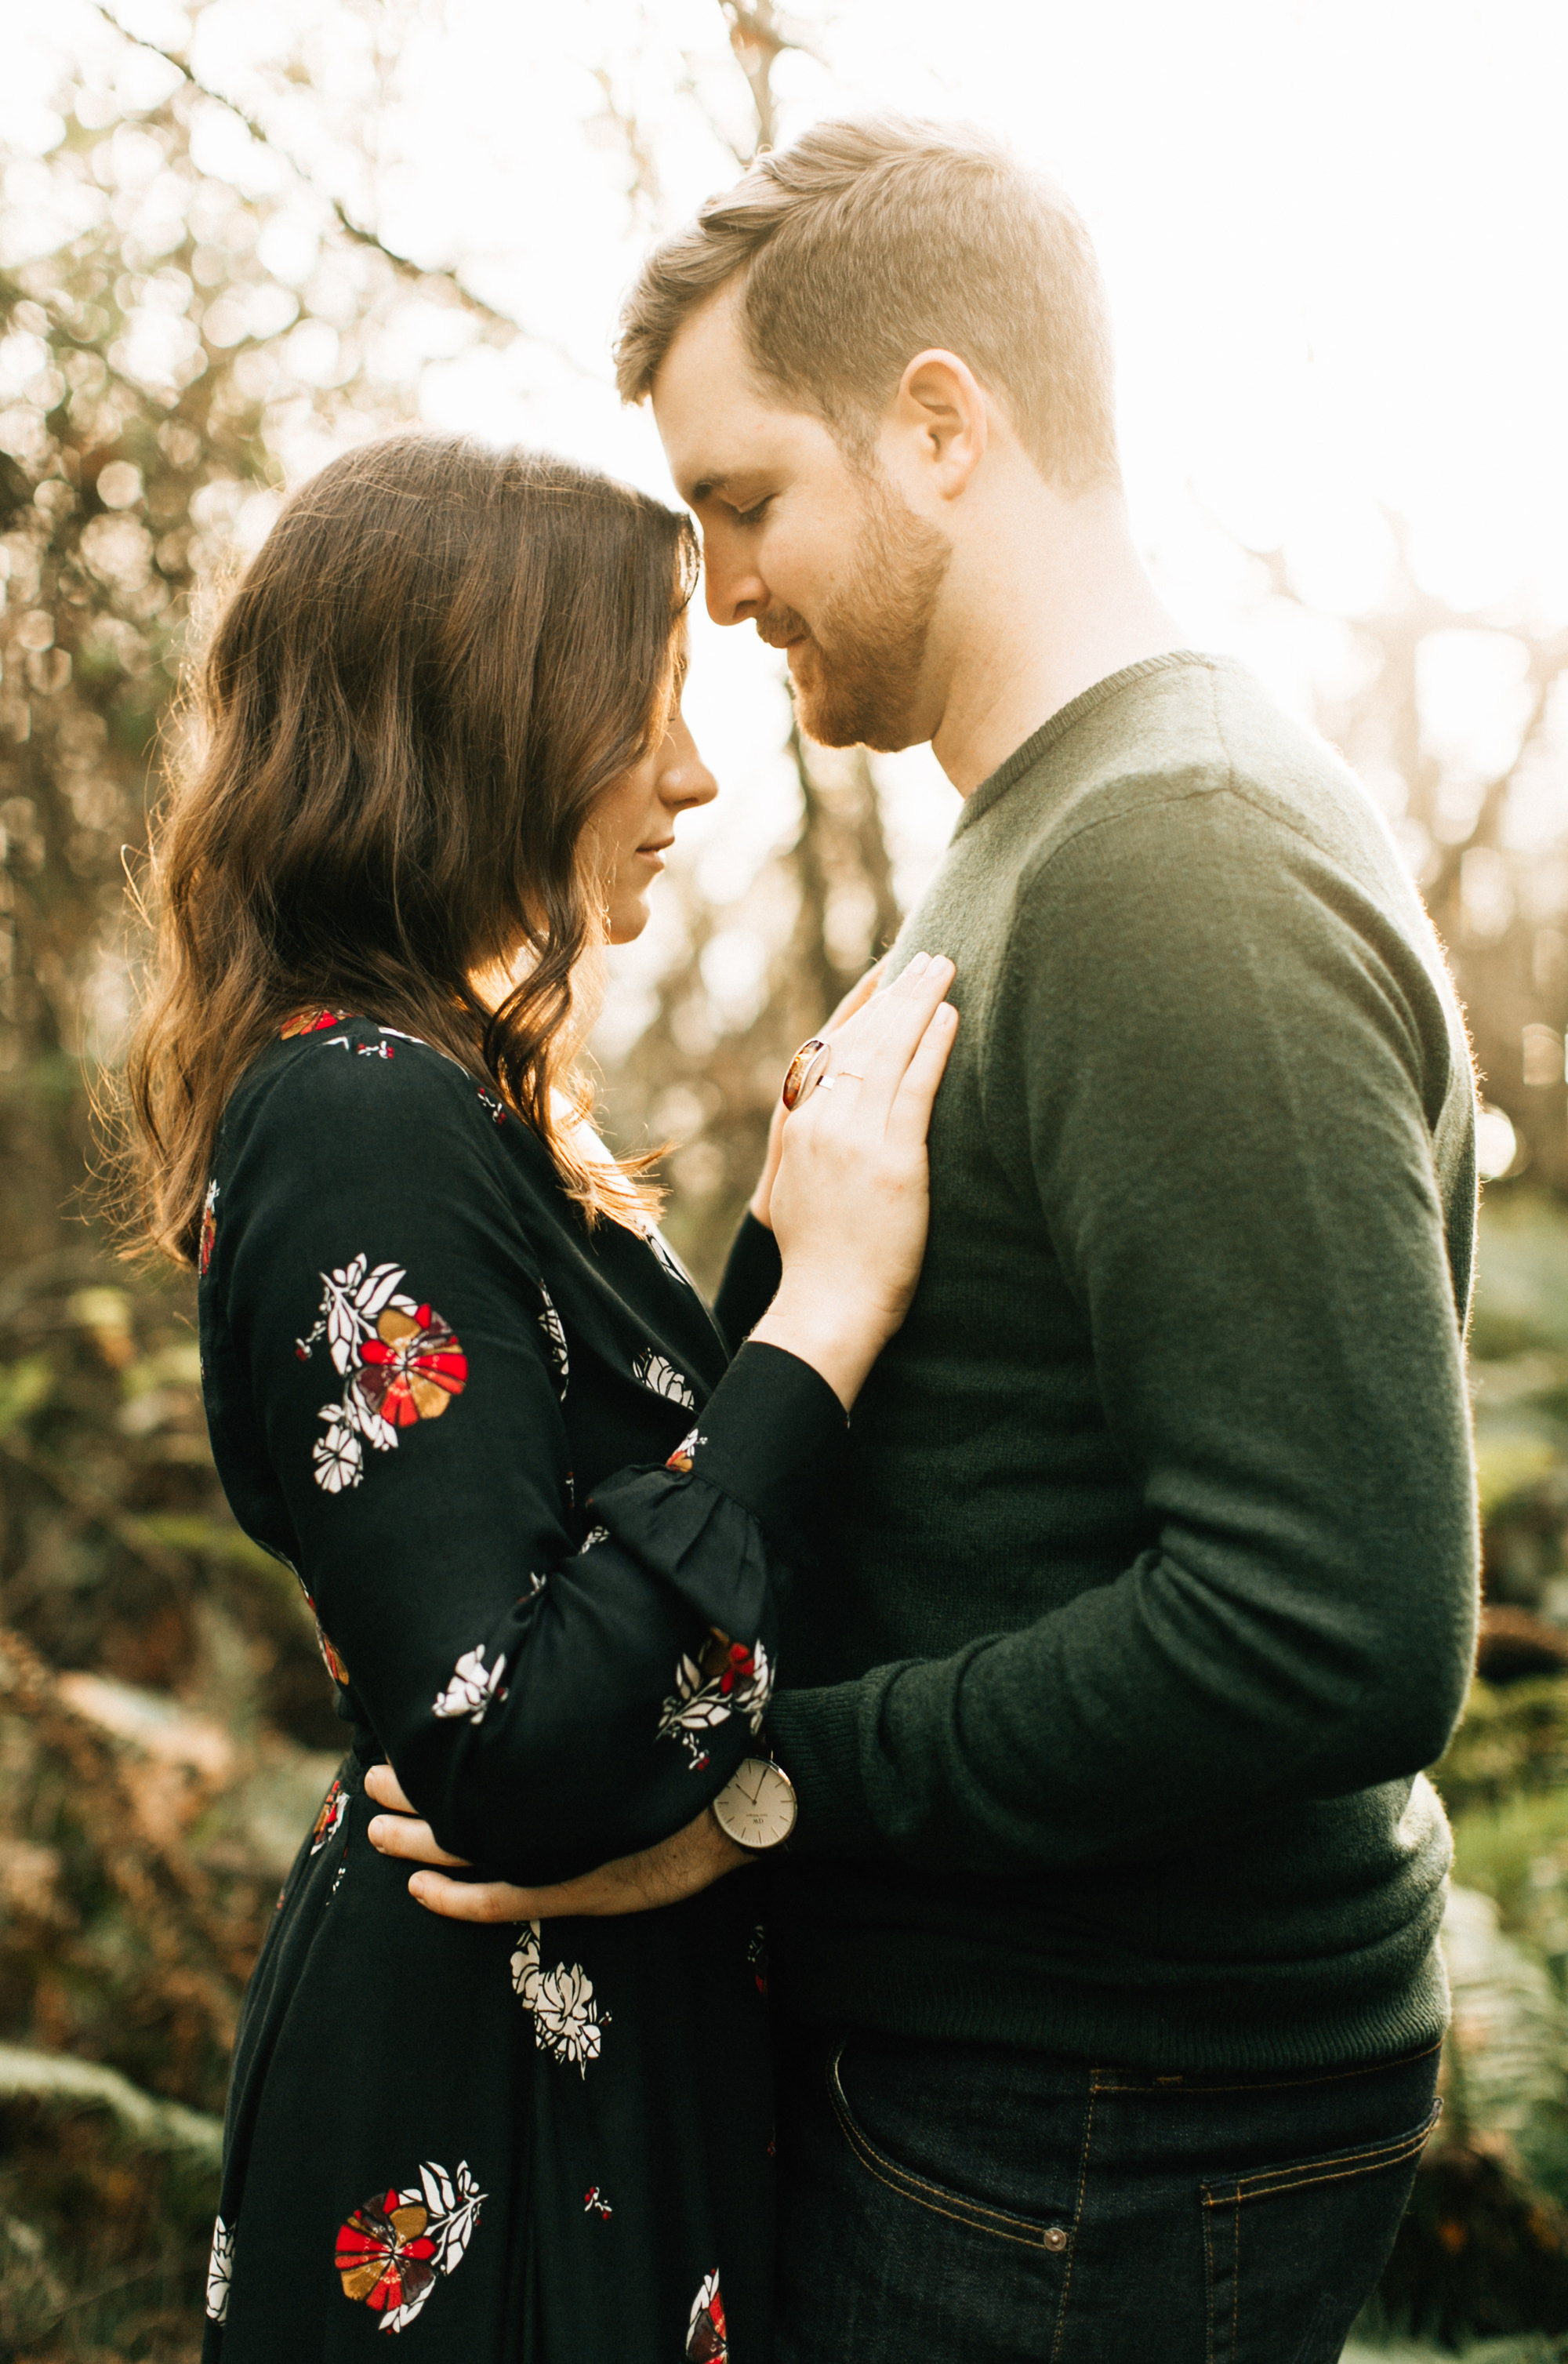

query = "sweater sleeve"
208;1037;844;1885
765;787;1479;1872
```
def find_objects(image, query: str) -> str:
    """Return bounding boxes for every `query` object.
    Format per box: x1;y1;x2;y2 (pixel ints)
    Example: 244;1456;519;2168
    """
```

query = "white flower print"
510;1921;543;2010
510;1920;609;2077
325;1255;408;1374
533;1963;607;2075
297;1255;468;1492
577;1525;610;1554
405;2159;485;2282
313;1412;364;1493
657;1634;773;1769
667;1425;705;1474
630;1346;696;1408
431;1643;508;1725
205;2215;234;2322
646;1226;696;1291
538;1285;568;1398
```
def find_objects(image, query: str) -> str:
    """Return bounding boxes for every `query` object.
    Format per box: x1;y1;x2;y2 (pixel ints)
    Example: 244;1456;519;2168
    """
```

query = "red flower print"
281;1006;353;1038
316;1620;352;1688
299;1257;471;1494
198;1180;218;1276
687;2271;728;2362
336;2192;438;2319
335;2159;485;2334
716;1640;754;1697
356;1305;467;1429
310;1777;348;1854
657;1629;773;1769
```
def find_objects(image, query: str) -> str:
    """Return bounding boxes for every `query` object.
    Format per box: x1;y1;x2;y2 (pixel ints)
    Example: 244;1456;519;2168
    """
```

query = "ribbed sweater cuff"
766;1679;886;1857
686;1339;847;1539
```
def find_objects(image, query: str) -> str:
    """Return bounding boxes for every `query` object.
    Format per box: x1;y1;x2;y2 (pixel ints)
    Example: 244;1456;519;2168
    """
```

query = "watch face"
716;1758;797;1850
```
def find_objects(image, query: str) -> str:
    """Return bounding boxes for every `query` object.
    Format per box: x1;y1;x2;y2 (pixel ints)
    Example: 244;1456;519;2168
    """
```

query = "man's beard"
761;470;951;753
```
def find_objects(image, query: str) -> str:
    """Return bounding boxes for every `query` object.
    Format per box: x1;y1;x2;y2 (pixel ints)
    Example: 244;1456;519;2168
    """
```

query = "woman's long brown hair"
126;431;697;1264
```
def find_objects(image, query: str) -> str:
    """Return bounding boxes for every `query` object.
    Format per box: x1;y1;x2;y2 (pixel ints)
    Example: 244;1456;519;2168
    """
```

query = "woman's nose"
660;721;719;812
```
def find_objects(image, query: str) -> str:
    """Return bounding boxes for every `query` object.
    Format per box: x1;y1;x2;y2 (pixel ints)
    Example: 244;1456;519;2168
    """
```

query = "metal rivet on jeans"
1044;2228;1069;2253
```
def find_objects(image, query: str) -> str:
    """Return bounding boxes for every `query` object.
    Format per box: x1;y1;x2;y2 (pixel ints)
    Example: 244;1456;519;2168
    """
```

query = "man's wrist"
702;1806;754;1872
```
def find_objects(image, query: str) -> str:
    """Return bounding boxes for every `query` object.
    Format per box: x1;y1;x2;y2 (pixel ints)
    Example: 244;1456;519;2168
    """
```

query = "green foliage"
1437;1681;1568;1822
0;2057;220;2359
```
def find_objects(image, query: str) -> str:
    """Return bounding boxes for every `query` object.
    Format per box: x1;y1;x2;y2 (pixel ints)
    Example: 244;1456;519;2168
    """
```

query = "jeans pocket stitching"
1200;2100;1442;2210
1094;2038;1445;2100
824;2043;1064;2253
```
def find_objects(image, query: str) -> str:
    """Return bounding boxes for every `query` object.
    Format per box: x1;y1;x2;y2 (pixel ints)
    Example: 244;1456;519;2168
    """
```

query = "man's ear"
893;348;989;500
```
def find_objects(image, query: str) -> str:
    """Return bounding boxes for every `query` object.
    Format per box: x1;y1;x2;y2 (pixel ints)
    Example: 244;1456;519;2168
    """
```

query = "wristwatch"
711;1756;798;1852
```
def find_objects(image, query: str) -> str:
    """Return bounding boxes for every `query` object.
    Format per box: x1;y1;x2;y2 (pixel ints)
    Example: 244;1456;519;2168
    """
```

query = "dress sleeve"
208;1039;844;1884
713;1212;782;1352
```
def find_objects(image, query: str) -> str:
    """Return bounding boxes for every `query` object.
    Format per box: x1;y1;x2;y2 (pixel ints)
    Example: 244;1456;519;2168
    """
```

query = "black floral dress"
195;1011;839;2362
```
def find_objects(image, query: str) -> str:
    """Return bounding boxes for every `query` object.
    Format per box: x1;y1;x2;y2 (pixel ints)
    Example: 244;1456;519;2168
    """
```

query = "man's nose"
702;531;768;628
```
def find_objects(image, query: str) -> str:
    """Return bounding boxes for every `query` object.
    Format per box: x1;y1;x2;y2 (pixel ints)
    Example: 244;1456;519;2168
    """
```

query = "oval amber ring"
781;1037;831;1112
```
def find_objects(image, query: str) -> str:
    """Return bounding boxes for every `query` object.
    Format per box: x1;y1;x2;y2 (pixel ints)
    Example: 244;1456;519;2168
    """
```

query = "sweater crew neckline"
954;650;1232;838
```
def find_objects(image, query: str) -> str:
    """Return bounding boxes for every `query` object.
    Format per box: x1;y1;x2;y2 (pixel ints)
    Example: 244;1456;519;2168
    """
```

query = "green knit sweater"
764;652;1479;2071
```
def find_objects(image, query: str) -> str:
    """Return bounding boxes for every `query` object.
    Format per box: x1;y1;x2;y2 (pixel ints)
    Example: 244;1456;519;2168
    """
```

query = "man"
379;118;1478;2359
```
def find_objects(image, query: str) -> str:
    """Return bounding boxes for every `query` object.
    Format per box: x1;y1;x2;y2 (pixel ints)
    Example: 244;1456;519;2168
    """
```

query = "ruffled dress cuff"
586;1341;847;1645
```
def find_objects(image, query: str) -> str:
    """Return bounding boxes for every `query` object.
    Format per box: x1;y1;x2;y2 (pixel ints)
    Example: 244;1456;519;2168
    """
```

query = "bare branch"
85;0;522;342
590;64;664;222
717;0;821;158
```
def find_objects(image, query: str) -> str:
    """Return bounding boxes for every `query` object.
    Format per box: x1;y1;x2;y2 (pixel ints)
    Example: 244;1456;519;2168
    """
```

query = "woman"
126;430;956;2361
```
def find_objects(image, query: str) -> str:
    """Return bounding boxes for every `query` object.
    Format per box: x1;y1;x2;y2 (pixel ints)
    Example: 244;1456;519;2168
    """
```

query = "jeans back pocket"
1201;2101;1441;2364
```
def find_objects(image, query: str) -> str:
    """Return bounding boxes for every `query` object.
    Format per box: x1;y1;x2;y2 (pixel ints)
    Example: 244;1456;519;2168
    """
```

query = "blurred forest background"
2;0;1568;2355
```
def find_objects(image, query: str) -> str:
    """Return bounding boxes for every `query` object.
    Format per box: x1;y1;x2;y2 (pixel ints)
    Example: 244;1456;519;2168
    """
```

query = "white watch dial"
713;1758;797;1850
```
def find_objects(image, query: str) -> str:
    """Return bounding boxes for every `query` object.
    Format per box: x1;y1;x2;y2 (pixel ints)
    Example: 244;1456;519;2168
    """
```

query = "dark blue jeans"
774;2026;1440;2363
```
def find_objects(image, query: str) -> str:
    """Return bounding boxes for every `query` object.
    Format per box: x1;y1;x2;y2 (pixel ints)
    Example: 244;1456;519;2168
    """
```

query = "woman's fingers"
884;1001;960;1152
826;954;954;1128
364;1761;415;1815
822;957;886;1037
811;952;943;1083
368;1810;470;1868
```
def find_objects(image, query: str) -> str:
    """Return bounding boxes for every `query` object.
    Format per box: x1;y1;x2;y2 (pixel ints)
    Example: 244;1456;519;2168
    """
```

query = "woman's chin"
606;896;651;946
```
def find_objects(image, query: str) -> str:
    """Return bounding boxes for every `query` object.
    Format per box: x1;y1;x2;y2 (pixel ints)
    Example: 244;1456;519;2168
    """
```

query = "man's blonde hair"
615;115;1120;492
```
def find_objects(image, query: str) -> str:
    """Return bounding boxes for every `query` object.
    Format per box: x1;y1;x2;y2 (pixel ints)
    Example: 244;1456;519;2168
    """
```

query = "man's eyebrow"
686;470;776;509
